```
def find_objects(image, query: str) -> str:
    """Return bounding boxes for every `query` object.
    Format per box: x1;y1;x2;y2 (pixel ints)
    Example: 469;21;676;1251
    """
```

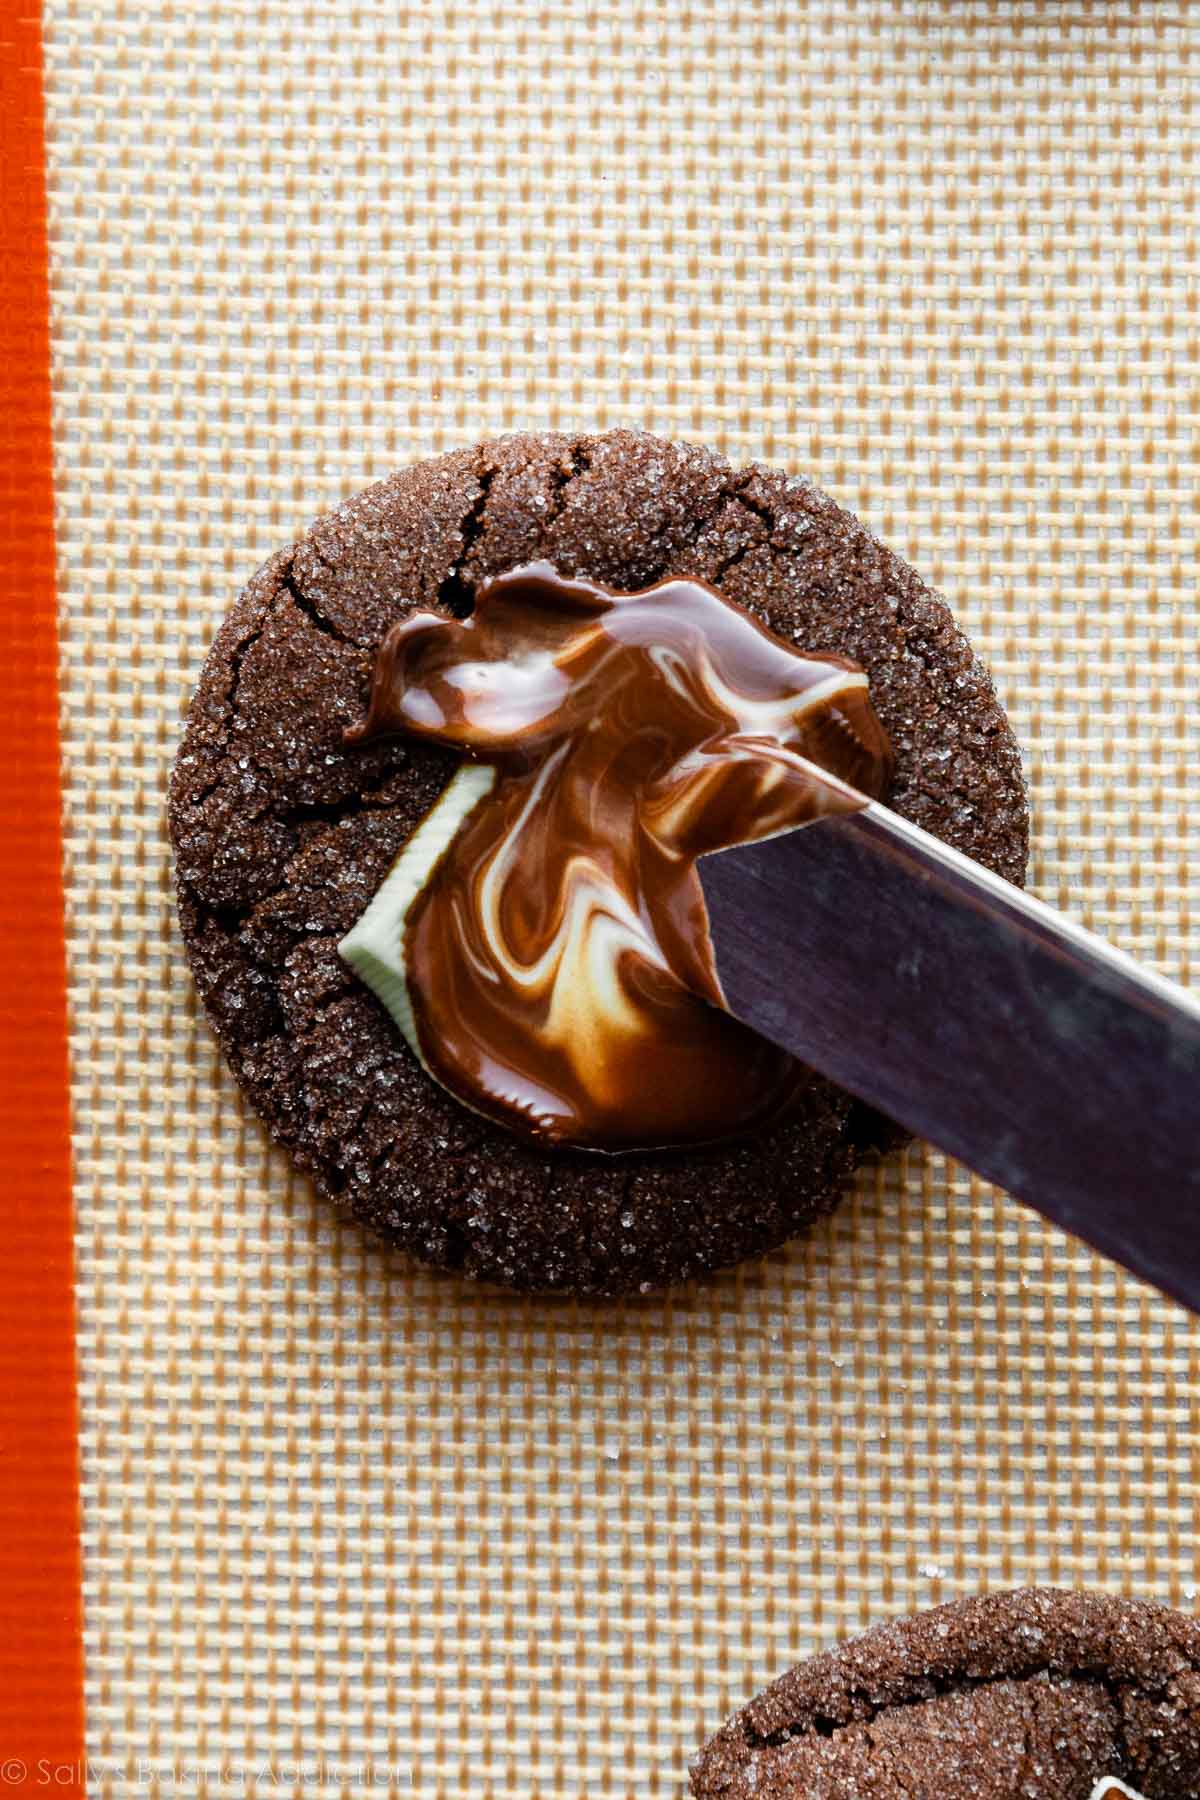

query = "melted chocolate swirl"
347;562;892;1153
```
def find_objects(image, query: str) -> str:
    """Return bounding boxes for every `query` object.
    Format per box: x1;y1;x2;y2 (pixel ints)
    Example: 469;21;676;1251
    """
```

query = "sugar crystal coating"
168;430;1028;1296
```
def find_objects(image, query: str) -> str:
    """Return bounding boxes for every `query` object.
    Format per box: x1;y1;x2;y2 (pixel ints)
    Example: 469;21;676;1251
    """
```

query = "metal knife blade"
698;772;1200;1314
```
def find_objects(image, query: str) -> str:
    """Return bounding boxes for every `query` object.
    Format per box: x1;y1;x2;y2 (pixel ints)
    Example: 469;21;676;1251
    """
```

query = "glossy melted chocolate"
348;562;892;1152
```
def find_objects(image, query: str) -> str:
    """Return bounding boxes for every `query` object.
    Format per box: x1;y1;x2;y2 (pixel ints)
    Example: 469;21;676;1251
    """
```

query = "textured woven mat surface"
41;2;1198;1794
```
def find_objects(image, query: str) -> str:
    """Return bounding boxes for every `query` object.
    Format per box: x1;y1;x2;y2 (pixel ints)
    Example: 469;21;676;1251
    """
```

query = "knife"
698;765;1200;1314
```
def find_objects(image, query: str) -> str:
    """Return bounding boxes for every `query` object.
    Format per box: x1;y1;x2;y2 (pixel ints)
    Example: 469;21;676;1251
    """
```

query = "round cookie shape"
689;1588;1200;1800
169;430;1028;1296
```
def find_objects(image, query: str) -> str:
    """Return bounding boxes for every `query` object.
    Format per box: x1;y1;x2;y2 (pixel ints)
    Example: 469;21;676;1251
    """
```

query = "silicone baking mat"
30;0;1200;1793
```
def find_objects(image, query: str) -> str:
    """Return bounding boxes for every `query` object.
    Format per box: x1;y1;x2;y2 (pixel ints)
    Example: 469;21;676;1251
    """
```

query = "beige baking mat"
41;1;1199;1795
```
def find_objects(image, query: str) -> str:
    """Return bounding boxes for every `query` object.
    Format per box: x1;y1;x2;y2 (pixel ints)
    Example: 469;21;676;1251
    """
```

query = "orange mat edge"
0;0;87;1790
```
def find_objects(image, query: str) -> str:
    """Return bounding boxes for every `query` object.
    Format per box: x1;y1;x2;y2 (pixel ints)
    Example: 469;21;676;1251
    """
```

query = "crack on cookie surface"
280;563;354;646
438;461;499;616
540;436;590;537
743;1667;1127;1750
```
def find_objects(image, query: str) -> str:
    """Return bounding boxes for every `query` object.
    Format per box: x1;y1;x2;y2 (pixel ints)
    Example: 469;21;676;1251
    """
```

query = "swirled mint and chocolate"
339;562;891;1153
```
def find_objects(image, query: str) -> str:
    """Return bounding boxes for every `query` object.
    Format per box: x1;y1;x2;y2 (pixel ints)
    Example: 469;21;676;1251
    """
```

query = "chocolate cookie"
169;430;1027;1295
690;1588;1200;1799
